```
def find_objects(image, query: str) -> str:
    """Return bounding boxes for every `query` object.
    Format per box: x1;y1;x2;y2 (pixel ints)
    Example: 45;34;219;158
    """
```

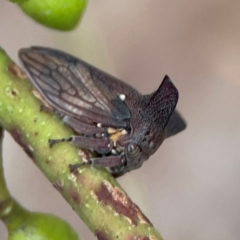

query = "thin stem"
0;127;27;229
0;127;14;223
0;129;10;203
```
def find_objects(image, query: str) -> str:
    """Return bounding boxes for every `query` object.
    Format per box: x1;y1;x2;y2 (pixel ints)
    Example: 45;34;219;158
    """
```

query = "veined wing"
19;47;131;128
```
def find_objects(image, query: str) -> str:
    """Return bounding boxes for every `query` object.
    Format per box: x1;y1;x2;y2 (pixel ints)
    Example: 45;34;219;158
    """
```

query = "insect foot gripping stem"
69;161;92;172
18;46;186;176
70;155;126;172
49;137;73;148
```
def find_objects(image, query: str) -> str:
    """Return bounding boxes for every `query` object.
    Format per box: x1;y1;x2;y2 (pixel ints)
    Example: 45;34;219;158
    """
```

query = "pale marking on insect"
67;87;76;95
111;149;117;154
107;128;127;147
119;94;126;101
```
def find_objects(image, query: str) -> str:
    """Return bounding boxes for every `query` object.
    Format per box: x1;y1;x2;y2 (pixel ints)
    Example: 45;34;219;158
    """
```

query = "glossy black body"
18;47;186;176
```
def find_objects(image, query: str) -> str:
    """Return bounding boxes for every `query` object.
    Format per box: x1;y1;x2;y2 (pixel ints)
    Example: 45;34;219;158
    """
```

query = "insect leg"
69;155;126;172
49;137;72;147
62;115;107;137
49;135;113;154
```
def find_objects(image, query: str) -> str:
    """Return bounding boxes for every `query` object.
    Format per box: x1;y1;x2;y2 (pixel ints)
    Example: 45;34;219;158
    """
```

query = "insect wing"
165;110;186;138
18;47;131;128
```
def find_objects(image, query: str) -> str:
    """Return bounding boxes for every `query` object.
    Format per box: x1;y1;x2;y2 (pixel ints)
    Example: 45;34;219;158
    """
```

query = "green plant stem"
0;47;163;240
0;127;15;223
0;129;9;203
0;127;29;230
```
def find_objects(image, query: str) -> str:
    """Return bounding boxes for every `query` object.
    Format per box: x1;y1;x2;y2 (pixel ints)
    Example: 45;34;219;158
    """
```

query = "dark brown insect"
19;47;186;177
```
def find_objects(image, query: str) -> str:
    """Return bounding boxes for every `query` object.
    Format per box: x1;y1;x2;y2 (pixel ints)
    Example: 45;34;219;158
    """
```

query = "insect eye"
126;143;141;159
127;143;136;152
